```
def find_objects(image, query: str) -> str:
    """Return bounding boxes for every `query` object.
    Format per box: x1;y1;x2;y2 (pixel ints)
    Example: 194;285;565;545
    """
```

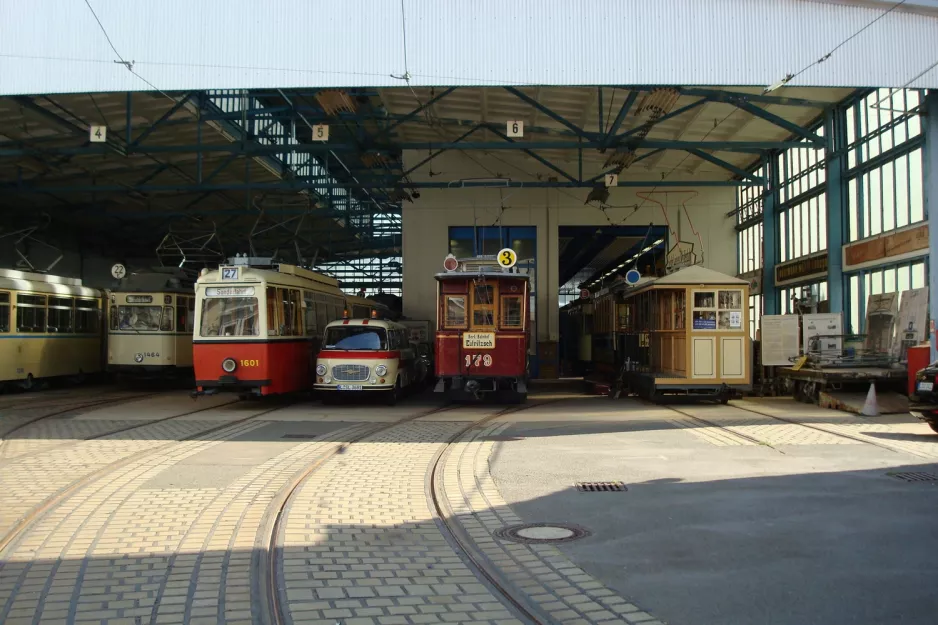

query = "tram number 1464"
465;354;493;368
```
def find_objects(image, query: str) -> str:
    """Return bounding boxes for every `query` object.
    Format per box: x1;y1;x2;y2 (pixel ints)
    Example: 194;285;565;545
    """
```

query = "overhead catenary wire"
766;0;909;91
79;0;175;101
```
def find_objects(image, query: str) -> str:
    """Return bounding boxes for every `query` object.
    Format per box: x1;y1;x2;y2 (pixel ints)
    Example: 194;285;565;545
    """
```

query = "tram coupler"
189;387;218;399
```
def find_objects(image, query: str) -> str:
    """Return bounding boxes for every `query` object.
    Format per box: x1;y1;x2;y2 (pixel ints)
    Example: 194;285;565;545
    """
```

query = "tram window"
303;292;318;335
109;306;118;331
161;307;173;331
267;287;280;336
443;296;467;328
200;297;259;337
473;309;494;327
117;306;162;331
0;292;10;332
279;289;297;336
16;294;46;333
76;300;100;334
47;300;74;333
500;295;523;329
176;299;188;333
473;284;494;305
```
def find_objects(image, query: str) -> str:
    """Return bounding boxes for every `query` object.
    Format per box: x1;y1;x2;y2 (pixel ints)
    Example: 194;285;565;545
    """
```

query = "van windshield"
324;327;388;350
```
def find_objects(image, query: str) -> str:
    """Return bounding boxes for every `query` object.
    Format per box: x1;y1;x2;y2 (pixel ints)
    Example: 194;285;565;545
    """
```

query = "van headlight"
316;364;327;376
375;364;388;376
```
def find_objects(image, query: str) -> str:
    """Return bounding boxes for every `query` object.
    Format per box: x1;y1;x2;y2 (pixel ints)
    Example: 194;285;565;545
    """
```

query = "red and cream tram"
193;257;347;397
433;252;530;402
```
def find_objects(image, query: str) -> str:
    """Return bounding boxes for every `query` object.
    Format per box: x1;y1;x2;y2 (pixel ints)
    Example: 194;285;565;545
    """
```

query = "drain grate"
887;471;938;483
576;481;627;492
281;434;318;439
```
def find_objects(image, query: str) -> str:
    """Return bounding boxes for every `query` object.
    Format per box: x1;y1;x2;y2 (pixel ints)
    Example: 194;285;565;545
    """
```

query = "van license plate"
337;385;363;391
918;382;933;392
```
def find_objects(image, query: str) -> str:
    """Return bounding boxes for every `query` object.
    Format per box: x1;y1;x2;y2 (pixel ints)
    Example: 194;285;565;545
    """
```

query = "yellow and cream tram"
106;268;196;379
0;268;103;389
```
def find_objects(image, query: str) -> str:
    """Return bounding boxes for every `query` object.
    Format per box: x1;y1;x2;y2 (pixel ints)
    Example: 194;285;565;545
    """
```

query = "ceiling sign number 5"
506;120;524;137
312;124;329;141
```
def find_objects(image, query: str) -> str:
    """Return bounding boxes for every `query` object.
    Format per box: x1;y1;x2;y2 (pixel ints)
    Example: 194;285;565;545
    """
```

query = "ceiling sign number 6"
506;120;524;138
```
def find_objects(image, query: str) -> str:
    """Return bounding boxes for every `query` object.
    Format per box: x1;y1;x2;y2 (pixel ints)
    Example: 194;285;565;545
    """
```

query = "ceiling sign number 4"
604;173;618;188
89;125;107;143
312;124;329;141
506;120;524;138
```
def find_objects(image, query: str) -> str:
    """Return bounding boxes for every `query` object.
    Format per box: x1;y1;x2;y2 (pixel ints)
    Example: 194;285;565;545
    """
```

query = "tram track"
657;399;924;456
0;397;295;558
260;398;563;625
0;391;163;443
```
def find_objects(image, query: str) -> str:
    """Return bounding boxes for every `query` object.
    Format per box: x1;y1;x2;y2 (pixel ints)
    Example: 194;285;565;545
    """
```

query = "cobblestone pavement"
734;399;938;459
666;403;864;447
280;417;526;625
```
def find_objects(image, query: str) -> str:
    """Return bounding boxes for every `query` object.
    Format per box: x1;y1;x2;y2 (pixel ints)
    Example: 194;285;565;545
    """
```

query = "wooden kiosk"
618;266;751;401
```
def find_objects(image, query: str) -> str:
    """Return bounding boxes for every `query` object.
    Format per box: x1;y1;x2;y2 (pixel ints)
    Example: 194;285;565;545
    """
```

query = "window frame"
442;295;468;330
499;294;524;330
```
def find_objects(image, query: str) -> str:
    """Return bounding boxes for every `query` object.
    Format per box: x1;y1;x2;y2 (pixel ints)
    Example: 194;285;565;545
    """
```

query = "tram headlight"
316;364;327;376
221;358;237;373
375;364;388;376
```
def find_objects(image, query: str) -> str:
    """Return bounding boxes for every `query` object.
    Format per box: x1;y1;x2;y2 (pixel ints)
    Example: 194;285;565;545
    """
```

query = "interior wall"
402;151;739;340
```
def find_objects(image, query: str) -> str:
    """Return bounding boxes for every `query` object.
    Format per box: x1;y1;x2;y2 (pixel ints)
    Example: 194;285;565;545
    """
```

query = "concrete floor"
491;398;938;625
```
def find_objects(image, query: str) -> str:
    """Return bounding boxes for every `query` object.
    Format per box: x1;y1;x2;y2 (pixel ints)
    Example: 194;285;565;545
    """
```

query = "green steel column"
762;154;780;315
924;91;938;360
825;107;846;314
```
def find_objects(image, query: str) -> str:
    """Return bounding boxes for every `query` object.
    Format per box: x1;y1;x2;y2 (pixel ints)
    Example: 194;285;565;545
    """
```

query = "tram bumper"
193;376;271;397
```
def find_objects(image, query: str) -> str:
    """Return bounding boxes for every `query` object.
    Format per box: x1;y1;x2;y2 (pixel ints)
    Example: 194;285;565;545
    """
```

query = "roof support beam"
503;86;591;139
377;87;457;139
488;127;579;183
3;179;759;195
615;98;707;140
684;148;765;182
0;139;808;158
130;93;194;146
731;99;825;145
677;88;830;108
603;91;639;147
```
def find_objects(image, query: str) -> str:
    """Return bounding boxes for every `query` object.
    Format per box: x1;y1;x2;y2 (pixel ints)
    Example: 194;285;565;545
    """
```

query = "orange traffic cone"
860;383;879;417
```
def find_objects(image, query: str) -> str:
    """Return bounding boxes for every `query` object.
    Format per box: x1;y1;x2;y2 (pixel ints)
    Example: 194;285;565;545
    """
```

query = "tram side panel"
193;338;312;395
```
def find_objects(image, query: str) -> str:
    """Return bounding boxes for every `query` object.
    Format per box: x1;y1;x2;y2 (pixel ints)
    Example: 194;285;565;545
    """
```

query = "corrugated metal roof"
1;0;936;95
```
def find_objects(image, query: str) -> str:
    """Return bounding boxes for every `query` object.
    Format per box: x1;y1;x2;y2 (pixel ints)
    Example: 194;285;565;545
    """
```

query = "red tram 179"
192;258;347;397
433;252;530;402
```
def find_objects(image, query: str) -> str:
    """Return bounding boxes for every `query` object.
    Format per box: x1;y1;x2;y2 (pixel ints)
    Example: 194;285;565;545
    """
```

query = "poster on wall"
761;315;801;366
893;287;929;361
802;313;843;358
865;292;899;355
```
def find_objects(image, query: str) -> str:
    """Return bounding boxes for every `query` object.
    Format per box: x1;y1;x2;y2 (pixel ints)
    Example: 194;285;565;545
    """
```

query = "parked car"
909;362;938;434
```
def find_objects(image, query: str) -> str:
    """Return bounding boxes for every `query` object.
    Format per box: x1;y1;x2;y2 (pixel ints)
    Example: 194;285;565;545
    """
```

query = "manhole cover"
281;434;318;439
576;481;627;492
887;471;938;483
494;523;590;544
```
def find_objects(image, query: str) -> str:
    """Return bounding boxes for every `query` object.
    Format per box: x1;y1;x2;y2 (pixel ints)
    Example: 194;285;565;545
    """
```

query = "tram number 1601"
465;354;493;368
239;359;260;367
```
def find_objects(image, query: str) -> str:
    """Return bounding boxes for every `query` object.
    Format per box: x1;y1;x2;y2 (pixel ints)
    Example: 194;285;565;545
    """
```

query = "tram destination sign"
205;286;255;297
462;332;496;349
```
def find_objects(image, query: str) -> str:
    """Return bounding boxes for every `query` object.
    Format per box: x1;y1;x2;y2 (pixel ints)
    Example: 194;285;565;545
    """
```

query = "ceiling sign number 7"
312;124;329;141
89;125;107;143
506;120;524;138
